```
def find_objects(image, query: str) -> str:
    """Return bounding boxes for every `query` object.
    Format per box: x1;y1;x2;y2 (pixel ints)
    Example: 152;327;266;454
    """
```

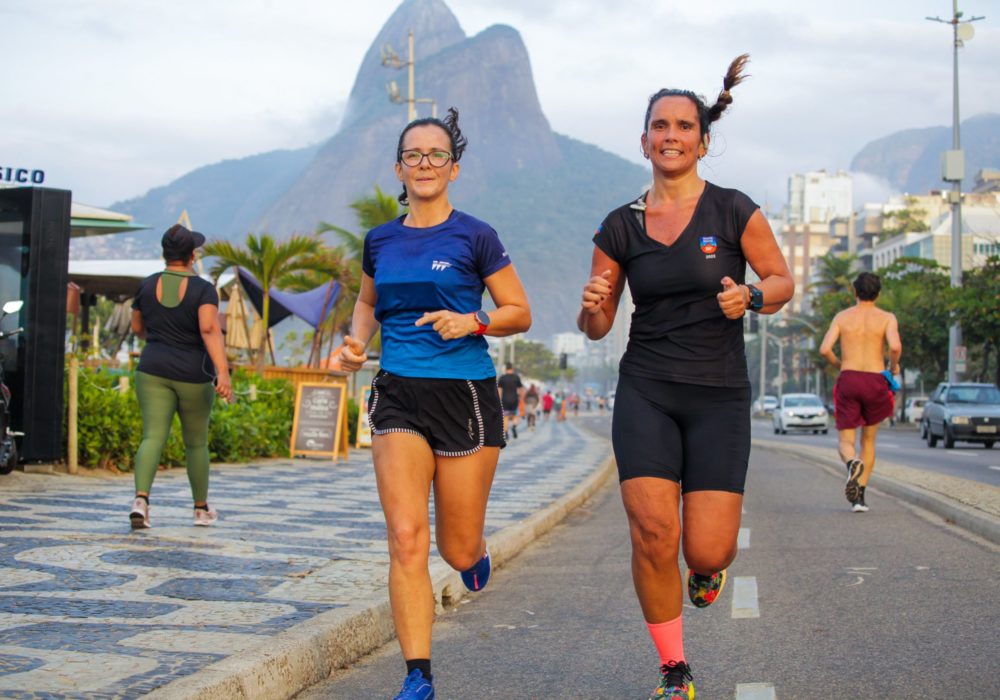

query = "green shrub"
346;397;359;446
66;365;293;471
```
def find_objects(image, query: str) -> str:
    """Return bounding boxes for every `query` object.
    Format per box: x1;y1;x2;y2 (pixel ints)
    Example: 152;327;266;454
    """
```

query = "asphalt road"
751;417;1000;487
298;416;1000;699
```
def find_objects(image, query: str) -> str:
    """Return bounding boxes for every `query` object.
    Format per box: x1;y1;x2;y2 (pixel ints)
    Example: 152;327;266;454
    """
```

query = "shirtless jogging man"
819;272;902;512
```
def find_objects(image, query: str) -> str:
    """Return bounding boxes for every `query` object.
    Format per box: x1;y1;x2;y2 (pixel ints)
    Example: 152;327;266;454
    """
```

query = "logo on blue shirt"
431;260;452;271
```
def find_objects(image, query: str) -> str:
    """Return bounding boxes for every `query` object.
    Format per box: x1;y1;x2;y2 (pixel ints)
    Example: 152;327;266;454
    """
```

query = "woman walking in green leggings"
128;224;232;529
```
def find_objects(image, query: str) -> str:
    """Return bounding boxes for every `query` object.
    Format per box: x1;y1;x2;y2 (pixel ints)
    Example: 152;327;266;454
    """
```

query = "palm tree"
316;185;402;258
810;251;859;297
204;233;323;369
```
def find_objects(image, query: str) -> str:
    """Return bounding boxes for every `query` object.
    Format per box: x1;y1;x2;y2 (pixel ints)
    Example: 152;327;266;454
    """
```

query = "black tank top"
593;182;758;388
132;272;220;383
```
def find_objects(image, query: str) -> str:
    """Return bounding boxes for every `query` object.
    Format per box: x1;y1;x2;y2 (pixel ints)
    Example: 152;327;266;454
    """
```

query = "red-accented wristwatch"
473;310;490;336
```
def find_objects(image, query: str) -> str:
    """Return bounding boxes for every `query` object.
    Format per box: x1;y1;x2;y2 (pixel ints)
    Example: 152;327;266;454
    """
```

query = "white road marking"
735;683;777;700
987;466;1000;471
879;442;901;448
946;451;979;458
738;528;750;550
731;576;760;619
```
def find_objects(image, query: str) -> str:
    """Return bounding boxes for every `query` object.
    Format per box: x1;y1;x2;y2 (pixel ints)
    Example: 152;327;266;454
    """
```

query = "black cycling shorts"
369;370;505;457
611;373;751;493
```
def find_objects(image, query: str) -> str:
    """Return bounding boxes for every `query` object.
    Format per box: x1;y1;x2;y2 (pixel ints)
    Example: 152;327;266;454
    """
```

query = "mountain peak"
342;0;465;130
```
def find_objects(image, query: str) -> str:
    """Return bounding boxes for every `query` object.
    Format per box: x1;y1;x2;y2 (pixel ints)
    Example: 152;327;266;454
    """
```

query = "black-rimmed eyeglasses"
399;150;453;168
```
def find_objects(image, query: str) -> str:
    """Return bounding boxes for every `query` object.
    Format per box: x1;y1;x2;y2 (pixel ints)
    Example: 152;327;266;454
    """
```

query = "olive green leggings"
134;371;215;502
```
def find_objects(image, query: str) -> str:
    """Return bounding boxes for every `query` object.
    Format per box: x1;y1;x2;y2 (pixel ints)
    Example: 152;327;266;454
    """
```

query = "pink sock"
646;615;685;665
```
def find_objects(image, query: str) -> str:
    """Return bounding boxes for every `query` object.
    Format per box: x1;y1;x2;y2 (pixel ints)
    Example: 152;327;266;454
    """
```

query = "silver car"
923;382;1000;449
773;393;829;435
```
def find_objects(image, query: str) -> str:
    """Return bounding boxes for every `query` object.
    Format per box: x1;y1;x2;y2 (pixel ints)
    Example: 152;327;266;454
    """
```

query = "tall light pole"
381;30;437;122
927;3;985;383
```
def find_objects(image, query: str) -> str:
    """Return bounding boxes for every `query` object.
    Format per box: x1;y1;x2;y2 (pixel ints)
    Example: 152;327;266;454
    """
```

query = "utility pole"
927;2;985;383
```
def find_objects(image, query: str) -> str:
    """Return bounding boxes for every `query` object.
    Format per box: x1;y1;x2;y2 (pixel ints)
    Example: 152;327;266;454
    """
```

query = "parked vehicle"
0;300;24;475
754;395;779;415
922;382;1000;449
900;396;928;425
772;393;829;434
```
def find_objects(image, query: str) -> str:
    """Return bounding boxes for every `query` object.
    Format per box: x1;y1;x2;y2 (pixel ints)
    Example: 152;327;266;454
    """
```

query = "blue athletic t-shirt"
362;210;511;379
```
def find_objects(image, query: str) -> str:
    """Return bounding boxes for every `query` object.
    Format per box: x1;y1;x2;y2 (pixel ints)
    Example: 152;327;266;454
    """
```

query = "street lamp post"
927;2;985;383
381;30;437;122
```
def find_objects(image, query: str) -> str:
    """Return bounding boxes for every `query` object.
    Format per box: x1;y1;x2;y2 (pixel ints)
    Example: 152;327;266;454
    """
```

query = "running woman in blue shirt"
339;108;531;700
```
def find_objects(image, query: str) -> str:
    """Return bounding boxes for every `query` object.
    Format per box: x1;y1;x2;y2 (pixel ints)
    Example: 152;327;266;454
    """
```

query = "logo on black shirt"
700;236;718;259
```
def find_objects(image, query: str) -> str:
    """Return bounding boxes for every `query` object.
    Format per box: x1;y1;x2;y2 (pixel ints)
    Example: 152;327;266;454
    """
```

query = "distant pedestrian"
554;392;565;422
498;363;524;439
577;55;793;698
128;225;232;529
524;383;540;430
338;108;531;700
542;389;554;421
820;272;902;513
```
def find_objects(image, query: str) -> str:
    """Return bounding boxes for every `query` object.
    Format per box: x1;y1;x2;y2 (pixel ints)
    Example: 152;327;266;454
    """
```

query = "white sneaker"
193;506;218;526
130;498;150;529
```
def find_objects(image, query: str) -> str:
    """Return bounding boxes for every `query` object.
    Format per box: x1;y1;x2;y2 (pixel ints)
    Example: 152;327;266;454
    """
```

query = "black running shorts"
369;370;505;456
611;373;751;493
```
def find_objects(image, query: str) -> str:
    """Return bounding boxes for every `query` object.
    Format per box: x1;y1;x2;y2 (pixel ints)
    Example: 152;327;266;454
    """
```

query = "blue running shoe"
460;547;491;592
393;669;434;700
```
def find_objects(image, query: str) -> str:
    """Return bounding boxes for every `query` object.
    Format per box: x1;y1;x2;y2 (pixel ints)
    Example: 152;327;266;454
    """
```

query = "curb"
752;438;1000;545
146;453;617;699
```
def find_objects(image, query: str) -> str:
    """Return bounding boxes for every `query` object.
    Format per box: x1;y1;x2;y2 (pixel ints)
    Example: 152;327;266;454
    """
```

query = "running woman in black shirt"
577;55;793;699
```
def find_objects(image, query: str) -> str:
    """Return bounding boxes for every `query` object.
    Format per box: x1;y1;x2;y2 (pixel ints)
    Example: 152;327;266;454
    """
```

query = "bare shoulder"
876;306;897;322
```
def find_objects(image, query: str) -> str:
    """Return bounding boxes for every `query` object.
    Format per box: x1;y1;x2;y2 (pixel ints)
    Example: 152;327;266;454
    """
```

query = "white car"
754;395;779;415
773;393;829;434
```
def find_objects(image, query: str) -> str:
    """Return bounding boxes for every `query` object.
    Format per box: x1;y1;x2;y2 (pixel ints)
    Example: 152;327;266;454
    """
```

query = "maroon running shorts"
834;370;895;430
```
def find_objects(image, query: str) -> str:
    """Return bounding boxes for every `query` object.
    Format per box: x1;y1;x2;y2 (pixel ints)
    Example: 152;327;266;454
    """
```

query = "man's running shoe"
392;669;434;700
130;498;150;529
194;506;218;526
460;547;491;592
648;660;695;699
845;459;865;504
687;568;726;608
852;486;870;513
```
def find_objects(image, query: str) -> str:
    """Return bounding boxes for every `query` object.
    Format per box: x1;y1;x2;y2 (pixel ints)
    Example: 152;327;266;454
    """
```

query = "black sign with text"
291;383;344;456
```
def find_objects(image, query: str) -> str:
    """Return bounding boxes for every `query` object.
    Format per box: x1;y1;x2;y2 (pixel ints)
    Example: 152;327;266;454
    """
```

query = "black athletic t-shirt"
497;373;523;407
132;273;220;384
593;182;758;388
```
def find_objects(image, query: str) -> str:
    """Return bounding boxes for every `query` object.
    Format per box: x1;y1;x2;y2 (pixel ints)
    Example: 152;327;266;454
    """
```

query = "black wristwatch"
746;284;764;311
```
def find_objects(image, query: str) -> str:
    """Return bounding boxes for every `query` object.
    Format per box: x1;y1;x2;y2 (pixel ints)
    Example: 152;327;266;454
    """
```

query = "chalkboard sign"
290;381;349;459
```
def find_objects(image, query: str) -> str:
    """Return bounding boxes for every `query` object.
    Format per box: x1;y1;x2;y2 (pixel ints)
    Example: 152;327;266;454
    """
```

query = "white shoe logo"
431;260;452;271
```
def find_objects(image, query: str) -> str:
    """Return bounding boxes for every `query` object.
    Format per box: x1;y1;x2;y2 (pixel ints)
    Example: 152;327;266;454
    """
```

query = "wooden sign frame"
290;380;350;460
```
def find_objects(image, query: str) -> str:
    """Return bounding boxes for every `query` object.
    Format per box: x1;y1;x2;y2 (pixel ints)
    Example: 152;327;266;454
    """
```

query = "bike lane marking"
731;576;759;619
738;527;750;550
735;682;777;700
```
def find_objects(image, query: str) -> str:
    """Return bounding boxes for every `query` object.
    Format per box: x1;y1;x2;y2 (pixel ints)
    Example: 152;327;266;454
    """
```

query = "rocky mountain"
851;113;1000;193
100;0;650;339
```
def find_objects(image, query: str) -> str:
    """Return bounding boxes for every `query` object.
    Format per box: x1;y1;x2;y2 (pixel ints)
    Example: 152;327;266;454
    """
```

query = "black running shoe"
845;459;865;504
852;486;870;513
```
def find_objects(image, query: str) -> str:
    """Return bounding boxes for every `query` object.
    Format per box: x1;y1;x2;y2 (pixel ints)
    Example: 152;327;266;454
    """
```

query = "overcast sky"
3;0;997;210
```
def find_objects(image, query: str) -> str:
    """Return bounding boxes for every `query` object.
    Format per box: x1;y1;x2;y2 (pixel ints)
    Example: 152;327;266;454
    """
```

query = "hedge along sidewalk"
752;436;1000;544
67;366;295;470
